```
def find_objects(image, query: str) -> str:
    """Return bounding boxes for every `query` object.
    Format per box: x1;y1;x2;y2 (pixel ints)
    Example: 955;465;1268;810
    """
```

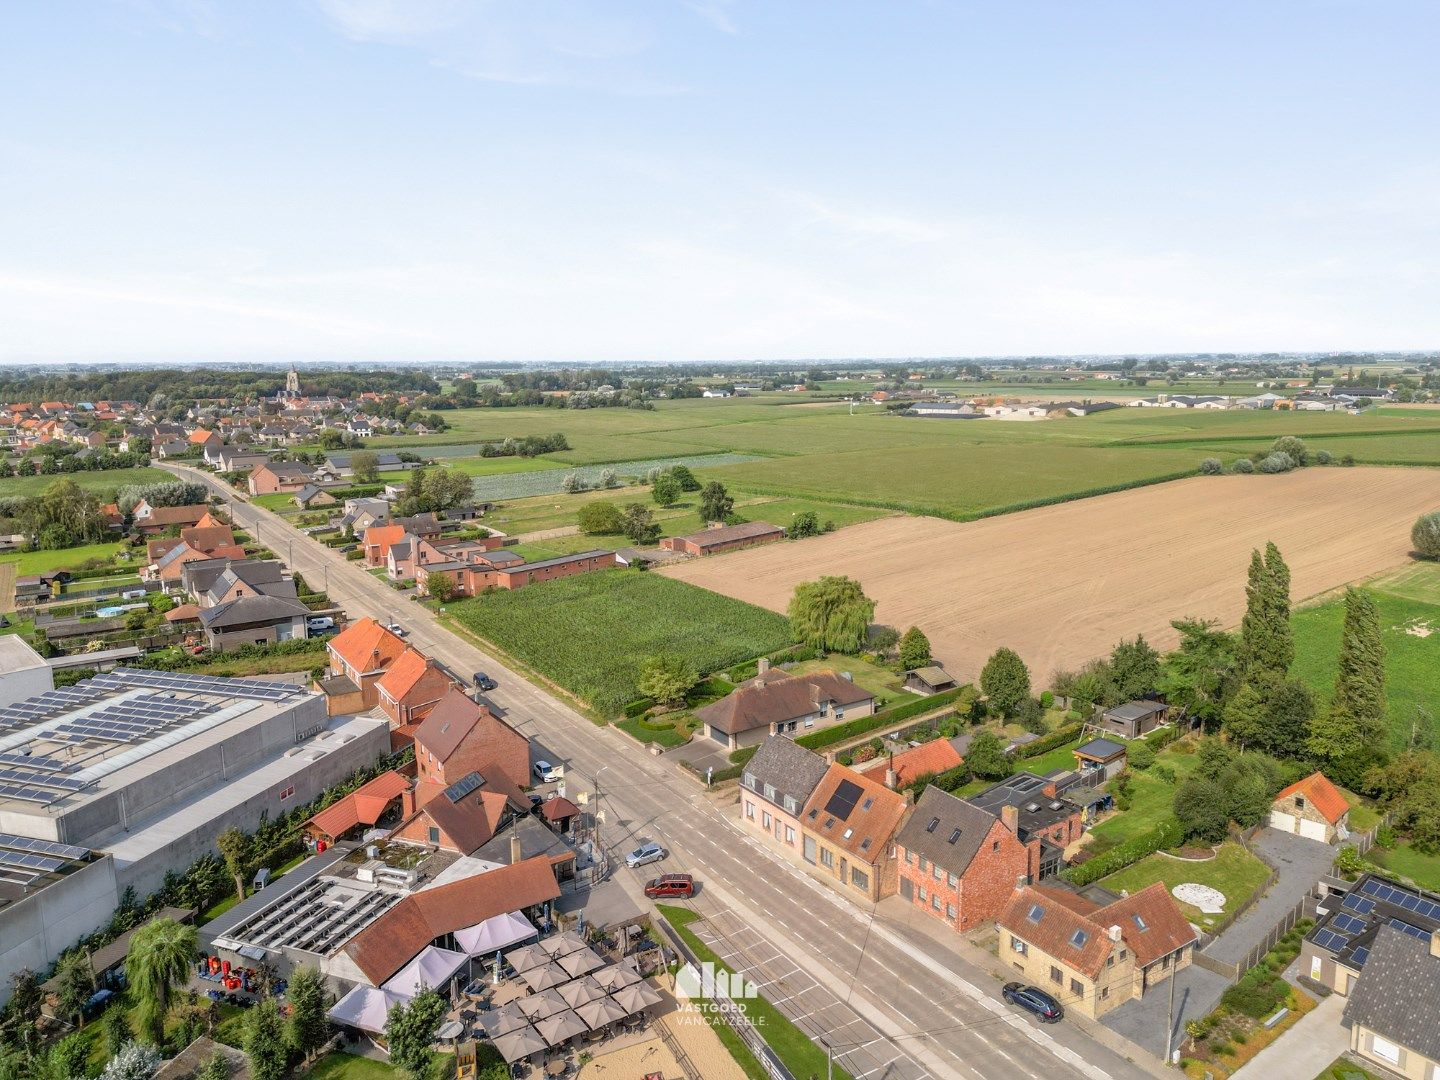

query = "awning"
328;985;403;1034
382;945;470;1000
455;911;536;956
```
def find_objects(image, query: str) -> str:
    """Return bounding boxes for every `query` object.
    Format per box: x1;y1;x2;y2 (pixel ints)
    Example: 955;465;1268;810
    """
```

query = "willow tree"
126;917;197;1044
788;576;875;654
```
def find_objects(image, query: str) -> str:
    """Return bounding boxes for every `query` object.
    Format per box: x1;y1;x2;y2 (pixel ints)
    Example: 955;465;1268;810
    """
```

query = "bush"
1220;966;1289;1019
1014;723;1083;760
1144;724;1181;751
1060;818;1183;886
1231;458;1255;474
1258;451;1295;474
578;501;625;535
1039;690;1054;709
1376;824;1396;849
1341;453;1356;466
1315;449;1333;465
1126;741;1156;770
1199;457;1223;475
1152;763;1176;784
1271;435;1309;466
795;686;970;750
1414;512;1440;560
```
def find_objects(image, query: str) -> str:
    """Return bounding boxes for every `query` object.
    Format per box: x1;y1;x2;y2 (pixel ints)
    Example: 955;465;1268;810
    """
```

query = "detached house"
997;882;1197;1020
1342;923;1440;1077
893;786;1034;932
799;763;908;903
1269;772;1349;844
695;659;876;751
247;460;315;496
325;617;409;710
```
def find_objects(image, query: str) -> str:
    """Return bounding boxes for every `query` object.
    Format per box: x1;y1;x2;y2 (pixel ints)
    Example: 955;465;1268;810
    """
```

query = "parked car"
473;672;498;691
625;843;665;869
1002;983;1063;1023
532;760;563;783
386;621;406;637
306;616;335;633
643;874;694;899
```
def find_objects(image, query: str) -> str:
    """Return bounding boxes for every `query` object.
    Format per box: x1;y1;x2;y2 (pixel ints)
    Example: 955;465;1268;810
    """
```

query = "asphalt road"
168;464;1155;1080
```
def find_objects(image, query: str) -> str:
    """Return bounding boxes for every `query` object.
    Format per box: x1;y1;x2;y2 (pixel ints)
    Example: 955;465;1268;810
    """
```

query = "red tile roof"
345;857;561;985
327;617;407;677
140;504;211;528
363;524;406;556
1274;772;1349;825
304;771;411;840
858;739;963;788
376;648;437;703
801;763;908;864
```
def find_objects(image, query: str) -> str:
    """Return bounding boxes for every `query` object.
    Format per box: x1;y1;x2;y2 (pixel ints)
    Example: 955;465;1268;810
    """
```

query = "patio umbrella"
537;930;589;958
456;911;537;956
592;963;642;992
556;947;604;979
520;962;571;992
491;1024;547;1064
476;1001;531;1039
534;1008;588;1048
575;995;628;1031
514;989;569;1021
609;981;663;1017
557;976;606;1010
505;943;551;975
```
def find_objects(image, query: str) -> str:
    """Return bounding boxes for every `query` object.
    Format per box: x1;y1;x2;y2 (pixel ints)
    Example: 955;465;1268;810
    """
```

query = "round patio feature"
1173;882;1226;913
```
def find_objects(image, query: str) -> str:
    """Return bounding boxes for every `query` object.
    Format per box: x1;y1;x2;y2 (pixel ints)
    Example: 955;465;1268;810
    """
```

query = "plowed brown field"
659;467;1440;684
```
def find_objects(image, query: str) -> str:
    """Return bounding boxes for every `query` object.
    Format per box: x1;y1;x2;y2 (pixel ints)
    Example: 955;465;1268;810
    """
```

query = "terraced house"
739;736;832;858
799;763;907;903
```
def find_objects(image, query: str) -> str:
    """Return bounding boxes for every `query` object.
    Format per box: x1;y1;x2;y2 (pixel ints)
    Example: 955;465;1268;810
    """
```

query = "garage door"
1299;817;1330;842
1269;810;1297;833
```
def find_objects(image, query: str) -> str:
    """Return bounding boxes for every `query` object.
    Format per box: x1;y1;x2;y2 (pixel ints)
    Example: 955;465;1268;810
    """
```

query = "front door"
899;878;913;901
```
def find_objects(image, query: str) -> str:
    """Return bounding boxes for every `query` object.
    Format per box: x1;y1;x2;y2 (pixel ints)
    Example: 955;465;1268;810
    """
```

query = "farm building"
1269;772;1349;843
904;666;958;695
661;520;785;557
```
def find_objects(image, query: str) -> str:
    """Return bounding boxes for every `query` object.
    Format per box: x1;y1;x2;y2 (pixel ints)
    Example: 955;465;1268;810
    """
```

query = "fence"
653;917;796;1080
1193;894;1318;982
657;1019;705;1080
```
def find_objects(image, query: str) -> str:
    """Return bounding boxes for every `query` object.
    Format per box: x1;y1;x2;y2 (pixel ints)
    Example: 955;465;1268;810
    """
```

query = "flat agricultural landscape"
660;466;1440;685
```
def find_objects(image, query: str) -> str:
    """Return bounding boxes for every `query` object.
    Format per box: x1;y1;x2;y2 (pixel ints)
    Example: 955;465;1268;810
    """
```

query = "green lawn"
1363;841;1440;893
785;654;905;703
443;568;793;715
658;905;854;1080
250;492;301;511
1015;738;1085;777
1312;1056;1382;1080
307;1050;449;1080
1088;748;1202;851
0;466;172;498
1291;568;1440;750
1098;841;1271;932
0;540;135;576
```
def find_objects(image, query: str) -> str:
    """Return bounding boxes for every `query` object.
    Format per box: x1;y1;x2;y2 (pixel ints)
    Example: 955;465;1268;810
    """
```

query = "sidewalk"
1228;991;1349;1080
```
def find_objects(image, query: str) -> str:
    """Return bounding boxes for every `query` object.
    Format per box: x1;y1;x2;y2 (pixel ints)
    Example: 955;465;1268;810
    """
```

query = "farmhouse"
997;882;1197;1019
1269;771;1349;843
416;548;616;596
694;659;876;751
660;521;785;556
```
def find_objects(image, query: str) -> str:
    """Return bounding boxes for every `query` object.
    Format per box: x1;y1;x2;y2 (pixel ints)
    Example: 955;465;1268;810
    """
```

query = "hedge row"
795;685;971;751
1059;817;1184;887
1014;723;1084;760
724;643;821;683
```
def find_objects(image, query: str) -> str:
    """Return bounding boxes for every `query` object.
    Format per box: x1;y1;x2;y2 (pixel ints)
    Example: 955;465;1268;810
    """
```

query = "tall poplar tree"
1309;588;1387;760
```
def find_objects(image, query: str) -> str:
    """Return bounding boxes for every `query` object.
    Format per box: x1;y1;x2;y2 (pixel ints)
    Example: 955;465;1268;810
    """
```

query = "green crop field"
1291;563;1440;750
0;541;137;577
443;567;794;715
0;466;172;498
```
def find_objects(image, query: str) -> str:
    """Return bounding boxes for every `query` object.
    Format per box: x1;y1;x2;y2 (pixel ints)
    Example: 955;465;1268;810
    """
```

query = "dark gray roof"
1342;924;1440;1060
1105;700;1166;722
894;786;998;874
1075;738;1127;760
199;594;309;628
503;550;613;574
741;736;829;809
969;772;1080;840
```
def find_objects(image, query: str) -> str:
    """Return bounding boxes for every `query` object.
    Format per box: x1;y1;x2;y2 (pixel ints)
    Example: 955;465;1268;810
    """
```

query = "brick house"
660;520;785;556
412;687;531;809
1269;772;1349;843
325;617;409;709
377;648;461;746
695;660;876;752
247;460;315;496
130;502;211;535
391;785;515;855
893;786;1034;932
363;524;406;568
996;882;1197;1019
858;739;964;790
968;772;1086;880
415;547;616;597
739;736;831;857
799;763;908;904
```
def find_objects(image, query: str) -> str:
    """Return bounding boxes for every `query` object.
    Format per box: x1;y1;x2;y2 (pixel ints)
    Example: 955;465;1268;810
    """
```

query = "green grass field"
1098;841;1271;932
1291;564;1440;750
0;466;172;498
1088;746;1202;851
0;540;135;576
444;568;794;715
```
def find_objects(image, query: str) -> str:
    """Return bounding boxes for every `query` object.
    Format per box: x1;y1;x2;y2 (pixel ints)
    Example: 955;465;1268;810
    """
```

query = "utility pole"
1165;961;1176;1064
591;766;609;881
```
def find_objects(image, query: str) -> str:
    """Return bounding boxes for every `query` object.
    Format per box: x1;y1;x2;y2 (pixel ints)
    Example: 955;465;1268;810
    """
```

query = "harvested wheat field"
660;467;1440;684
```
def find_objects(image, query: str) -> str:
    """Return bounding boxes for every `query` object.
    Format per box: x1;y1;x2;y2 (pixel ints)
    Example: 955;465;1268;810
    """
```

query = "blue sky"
1;1;1436;364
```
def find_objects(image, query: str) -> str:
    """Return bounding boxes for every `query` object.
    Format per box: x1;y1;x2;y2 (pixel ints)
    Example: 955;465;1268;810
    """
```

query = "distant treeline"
0;368;440;404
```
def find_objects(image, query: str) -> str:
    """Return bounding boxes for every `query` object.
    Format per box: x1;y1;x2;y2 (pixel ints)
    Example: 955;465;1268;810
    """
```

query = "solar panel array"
1387;917;1433;942
0;833;89;860
92;668;303;702
0;751;69;772
0;685;110;732
1341;892;1376;915
824;778;864;821
1360;877;1440;921
1312;928;1350;953
0;832;88;879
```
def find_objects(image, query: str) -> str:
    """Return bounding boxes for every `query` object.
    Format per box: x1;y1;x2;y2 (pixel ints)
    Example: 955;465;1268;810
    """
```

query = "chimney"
1014;874;1028;891
1432;930;1440;961
757;657;771;676
510;834;522;865
401;787;416;818
1107;924;1123;943
1000;804;1020;835
1041;781;1058;799
884;750;897;791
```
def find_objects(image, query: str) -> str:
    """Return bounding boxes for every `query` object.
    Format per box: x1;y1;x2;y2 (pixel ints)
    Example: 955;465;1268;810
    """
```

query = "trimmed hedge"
1060;817;1184;886
1013;723;1084;760
796;685;971;751
1144;724;1181;751
725;643;821;683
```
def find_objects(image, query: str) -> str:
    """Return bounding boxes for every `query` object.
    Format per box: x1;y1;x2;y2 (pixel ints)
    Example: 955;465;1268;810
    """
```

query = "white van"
306;616;335;633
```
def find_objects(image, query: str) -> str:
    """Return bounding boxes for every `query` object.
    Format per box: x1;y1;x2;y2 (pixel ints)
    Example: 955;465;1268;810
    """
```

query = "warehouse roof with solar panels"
0;667;326;844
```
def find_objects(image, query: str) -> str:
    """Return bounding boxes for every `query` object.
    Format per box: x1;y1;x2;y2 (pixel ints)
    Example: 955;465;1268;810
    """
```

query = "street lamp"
589;767;610;881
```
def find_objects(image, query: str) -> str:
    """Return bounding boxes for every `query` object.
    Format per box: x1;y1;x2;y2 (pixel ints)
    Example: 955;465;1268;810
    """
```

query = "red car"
643;873;695;899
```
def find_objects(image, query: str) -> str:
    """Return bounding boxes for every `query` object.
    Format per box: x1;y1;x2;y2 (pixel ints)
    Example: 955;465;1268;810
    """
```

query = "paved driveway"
1102;963;1233;1061
1203;828;1335;967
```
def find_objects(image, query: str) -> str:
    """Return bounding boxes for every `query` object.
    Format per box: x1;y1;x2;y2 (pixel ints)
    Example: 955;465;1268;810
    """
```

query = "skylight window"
1070;929;1089;948
926;817;940;833
948;829;962;844
1132;914;1148;932
842;828;853;839
1027;904;1044;923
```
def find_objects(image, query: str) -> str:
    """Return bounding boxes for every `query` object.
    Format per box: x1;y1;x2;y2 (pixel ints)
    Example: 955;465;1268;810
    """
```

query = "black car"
1002;983;1063;1023
473;672;498;691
